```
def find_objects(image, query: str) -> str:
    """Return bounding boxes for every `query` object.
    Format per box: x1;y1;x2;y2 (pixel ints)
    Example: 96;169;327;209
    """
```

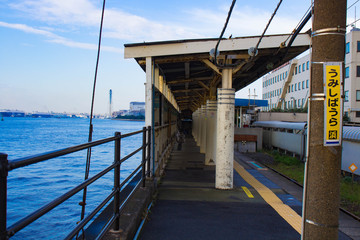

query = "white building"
129;102;145;111
344;28;360;122
262;55;310;111
262;28;360;123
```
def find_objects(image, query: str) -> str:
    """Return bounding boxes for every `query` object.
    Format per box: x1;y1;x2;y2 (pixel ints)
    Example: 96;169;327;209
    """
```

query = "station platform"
139;137;357;240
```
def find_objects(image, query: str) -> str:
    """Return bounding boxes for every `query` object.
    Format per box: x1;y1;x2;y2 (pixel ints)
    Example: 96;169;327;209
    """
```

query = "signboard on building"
323;62;343;146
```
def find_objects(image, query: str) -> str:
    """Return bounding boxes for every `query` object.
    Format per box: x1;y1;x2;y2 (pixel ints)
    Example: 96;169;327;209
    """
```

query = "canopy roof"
124;33;311;112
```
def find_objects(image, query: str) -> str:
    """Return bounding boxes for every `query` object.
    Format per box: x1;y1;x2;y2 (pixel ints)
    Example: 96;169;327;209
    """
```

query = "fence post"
113;132;121;232
0;153;8;240
147;126;151;178
142;127;147;187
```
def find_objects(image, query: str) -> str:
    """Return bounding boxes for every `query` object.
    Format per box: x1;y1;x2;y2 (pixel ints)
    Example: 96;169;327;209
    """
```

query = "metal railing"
0;126;151;240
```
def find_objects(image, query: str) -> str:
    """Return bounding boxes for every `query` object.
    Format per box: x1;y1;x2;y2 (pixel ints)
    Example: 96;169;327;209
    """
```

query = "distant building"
130;102;145;111
0;110;25;117
262;28;360;123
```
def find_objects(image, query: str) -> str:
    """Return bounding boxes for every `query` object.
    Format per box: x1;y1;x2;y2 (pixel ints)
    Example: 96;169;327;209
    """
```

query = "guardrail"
0;126;151;239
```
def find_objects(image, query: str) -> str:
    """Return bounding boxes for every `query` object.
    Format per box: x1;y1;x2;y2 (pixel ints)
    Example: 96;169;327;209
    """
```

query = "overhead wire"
348;0;360;10
213;0;237;66
78;0;107;236
282;4;312;47
253;0;283;56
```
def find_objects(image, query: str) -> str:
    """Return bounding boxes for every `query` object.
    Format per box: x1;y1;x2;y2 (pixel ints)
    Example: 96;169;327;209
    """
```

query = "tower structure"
109;89;112;118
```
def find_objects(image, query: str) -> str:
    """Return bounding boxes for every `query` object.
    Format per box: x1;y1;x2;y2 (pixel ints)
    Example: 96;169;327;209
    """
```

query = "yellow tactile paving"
234;160;302;234
241;186;254;198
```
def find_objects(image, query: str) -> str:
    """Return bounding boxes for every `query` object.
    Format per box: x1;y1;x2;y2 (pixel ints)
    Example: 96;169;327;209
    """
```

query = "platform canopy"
124;33;311;112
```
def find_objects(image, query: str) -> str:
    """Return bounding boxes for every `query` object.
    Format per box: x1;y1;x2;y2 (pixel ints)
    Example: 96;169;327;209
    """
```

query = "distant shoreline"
112;118;145;122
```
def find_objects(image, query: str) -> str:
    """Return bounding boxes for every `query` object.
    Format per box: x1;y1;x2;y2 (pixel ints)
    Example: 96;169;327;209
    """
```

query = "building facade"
129;102;145;111
262;54;310;111
344;28;360;122
262;28;360;123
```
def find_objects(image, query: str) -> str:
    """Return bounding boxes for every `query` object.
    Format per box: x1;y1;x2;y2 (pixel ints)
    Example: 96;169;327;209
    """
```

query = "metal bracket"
312;27;346;37
306;219;339;228
310;93;325;101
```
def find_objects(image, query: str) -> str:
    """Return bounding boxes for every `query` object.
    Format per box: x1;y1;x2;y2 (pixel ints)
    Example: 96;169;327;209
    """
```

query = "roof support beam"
197;80;210;91
202;59;222;75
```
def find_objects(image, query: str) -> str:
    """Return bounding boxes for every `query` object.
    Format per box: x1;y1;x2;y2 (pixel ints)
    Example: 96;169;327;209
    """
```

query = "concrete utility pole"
302;0;346;239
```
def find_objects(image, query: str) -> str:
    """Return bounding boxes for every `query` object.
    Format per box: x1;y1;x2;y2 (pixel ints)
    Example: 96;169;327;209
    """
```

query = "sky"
0;0;357;114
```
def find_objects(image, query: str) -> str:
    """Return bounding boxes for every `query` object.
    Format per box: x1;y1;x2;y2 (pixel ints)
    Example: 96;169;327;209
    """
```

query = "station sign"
323;62;343;146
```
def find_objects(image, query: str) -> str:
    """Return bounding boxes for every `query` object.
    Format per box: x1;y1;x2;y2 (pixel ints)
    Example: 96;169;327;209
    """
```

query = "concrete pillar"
193;110;198;141
197;107;202;147
145;57;154;177
205;100;217;165
200;105;207;154
216;68;234;189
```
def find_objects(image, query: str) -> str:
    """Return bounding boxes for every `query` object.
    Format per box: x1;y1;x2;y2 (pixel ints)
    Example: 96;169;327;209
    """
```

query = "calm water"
0;117;144;239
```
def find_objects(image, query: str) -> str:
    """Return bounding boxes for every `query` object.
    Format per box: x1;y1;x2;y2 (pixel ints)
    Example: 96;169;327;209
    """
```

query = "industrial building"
262;28;360;123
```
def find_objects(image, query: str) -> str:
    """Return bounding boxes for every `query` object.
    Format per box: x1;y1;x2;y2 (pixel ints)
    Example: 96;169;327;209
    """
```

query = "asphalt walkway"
139;137;354;240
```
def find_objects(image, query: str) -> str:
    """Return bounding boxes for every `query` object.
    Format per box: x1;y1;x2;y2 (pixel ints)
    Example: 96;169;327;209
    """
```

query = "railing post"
0;153;8;240
147;126;151;178
113;132;121;232
142;127;147;187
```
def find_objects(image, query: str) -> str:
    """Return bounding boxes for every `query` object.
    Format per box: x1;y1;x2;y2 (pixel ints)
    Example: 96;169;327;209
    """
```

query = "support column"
200;105;207;154
205;100;217;165
197;107;202;147
145;57;154;177
302;0;346;239
216;68;234;189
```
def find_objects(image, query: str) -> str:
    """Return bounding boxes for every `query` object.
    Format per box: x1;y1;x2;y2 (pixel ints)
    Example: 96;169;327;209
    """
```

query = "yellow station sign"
324;62;343;146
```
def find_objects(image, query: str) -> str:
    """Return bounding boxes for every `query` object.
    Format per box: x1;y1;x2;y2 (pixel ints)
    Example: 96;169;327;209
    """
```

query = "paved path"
139;137;354;240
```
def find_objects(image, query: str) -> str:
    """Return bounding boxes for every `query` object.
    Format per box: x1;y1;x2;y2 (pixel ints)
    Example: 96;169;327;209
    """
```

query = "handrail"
7;136;118;170
0;126;152;240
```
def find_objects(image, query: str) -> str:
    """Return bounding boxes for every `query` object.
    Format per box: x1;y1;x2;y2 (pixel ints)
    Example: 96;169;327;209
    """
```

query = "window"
357;66;360;77
345;67;350;78
288;86;290;93
357;90;360;101
286;71;288;78
306;79;309;88
356;111;360;118
292;85;294;92
284;102;287;109
302;98;305;106
345;90;349;102
299;65;301;73
298;82;301;90
302;63;305;72
280;74;282;81
306;61;309;70
298;99;301;107
295;84;297;91
302;81;305;89
357;41;360;52
295;67;297;75
346;42;350;54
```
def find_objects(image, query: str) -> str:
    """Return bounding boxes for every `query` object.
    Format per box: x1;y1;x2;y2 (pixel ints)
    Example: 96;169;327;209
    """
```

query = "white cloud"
0;21;122;53
8;0;202;42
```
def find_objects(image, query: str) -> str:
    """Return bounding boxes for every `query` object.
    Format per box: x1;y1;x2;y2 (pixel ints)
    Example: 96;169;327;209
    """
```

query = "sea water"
0;117;144;239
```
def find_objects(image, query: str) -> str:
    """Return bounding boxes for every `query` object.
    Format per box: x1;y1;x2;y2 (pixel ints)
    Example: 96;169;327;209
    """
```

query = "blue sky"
0;0;356;114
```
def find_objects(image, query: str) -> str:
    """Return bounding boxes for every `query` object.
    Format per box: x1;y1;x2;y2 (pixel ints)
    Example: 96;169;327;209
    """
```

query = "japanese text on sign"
324;62;342;146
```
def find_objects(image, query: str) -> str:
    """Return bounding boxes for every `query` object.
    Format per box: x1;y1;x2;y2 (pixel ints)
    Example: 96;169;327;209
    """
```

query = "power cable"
253;0;283;55
282;4;312;46
213;0;237;66
78;0;106;236
348;0;360;10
